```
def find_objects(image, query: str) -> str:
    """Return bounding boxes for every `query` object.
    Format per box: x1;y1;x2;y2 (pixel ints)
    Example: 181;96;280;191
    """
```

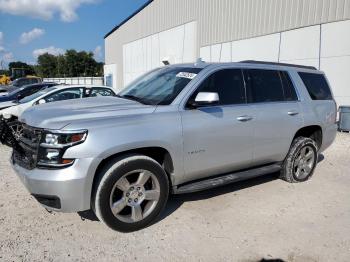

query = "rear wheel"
280;137;318;183
93;155;169;232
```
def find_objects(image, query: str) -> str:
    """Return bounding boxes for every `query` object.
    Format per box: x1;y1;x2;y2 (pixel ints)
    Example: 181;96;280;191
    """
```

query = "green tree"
8;61;35;76
37;53;57;78
36;49;103;78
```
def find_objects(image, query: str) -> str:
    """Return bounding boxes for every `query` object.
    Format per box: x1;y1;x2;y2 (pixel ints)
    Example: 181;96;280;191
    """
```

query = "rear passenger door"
244;69;303;165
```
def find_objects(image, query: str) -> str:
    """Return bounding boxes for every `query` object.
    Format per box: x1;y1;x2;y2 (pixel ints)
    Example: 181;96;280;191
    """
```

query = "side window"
280;71;298;101
189;69;246;105
90;88;114;97
245;69;284;103
44;88;84;103
18;79;26;86
298;72;333;100
27;86;42;96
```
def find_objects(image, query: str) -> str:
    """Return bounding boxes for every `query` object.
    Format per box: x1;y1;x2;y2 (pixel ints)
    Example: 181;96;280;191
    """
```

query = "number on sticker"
176;72;197;79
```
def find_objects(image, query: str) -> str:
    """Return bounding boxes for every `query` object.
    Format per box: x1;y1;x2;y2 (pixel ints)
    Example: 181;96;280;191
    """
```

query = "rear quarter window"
298;72;333;100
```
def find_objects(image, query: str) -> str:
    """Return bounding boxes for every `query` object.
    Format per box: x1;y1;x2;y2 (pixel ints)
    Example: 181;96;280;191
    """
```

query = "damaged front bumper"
0;116;21;150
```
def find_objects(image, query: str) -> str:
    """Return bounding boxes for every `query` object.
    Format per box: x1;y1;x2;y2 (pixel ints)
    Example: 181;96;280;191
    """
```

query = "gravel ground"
0;133;349;262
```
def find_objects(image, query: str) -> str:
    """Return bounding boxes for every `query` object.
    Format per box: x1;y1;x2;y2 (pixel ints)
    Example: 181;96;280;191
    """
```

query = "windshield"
118;67;202;105
19;87;57;104
11;79;20;87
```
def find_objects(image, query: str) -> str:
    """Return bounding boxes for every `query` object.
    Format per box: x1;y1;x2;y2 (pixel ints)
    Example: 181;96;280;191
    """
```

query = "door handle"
288;111;299;116
237;115;253;122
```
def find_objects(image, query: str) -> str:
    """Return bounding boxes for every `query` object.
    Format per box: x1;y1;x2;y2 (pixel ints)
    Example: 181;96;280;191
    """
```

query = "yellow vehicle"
0;74;11;85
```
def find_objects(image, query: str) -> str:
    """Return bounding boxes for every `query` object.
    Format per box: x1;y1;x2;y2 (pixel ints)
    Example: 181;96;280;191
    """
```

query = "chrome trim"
37;160;75;168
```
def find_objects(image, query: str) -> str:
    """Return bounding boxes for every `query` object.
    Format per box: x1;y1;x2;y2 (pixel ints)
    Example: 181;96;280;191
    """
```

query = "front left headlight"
43;132;87;147
38;130;88;168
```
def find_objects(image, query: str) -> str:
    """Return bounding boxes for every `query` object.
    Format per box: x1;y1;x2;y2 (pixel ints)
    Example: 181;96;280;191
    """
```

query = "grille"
13;123;43;170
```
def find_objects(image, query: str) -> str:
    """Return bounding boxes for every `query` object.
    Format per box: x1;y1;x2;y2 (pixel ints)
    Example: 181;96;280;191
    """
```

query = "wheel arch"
292;125;323;150
91;146;175;201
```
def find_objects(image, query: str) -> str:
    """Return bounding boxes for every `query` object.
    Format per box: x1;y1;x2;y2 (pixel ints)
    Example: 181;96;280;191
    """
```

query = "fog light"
46;149;60;160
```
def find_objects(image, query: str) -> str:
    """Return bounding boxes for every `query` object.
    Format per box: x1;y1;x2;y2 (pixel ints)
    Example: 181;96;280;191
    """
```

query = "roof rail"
240;60;317;70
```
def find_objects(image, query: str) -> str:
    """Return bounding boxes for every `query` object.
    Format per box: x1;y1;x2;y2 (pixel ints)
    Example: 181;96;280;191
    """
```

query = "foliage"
8;61;36;75
0;69;9;76
36;49;103;78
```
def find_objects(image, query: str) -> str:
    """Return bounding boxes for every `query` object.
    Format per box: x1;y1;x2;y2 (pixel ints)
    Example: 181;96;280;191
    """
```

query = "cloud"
20;28;45;44
33;46;65;58
0;33;6;54
1;52;14;63
93;45;102;60
0;0;98;22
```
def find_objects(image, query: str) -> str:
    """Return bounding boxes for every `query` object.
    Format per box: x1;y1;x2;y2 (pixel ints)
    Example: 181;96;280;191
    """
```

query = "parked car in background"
0;85;116;120
0;77;43;95
11;77;42;87
0;61;337;232
0;83;59;110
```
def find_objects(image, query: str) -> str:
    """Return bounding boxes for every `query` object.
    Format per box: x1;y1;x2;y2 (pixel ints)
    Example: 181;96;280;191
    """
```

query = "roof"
166;60;319;72
104;0;154;39
240;60;317;70
54;84;112;89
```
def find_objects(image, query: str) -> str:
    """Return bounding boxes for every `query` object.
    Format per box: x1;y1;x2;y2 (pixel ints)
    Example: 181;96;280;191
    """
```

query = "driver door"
180;68;255;183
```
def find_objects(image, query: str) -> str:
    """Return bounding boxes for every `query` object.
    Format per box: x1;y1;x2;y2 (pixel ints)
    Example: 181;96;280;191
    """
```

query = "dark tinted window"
280;71;298;101
189;69;246;105
298;72;332;100
245;69;284;103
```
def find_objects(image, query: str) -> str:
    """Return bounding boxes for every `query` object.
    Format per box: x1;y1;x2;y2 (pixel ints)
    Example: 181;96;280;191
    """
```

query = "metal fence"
43;77;104;86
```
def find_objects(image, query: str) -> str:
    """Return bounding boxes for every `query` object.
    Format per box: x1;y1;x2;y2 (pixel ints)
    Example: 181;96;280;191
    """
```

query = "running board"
174;164;282;194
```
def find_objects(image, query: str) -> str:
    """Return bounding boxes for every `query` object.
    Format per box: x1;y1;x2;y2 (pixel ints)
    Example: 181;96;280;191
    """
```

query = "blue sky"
0;0;149;67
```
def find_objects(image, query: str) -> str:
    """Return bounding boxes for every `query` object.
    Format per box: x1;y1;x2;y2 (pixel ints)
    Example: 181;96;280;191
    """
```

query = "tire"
92;154;169;232
280;137;318;183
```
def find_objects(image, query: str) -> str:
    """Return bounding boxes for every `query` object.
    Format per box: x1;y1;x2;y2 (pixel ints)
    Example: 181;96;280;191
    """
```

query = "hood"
20;96;157;129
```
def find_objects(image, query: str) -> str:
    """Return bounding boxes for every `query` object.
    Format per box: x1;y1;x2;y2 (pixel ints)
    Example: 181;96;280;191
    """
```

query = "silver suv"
1;61;337;232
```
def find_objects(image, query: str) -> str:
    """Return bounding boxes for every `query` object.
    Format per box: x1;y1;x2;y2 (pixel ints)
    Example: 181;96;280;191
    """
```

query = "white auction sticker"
176;72;197;79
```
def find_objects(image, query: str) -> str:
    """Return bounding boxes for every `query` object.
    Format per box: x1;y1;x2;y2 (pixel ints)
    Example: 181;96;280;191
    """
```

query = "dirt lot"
0;133;349;262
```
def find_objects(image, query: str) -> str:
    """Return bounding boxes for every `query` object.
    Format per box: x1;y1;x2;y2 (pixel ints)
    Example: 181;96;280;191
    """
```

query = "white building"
104;0;350;106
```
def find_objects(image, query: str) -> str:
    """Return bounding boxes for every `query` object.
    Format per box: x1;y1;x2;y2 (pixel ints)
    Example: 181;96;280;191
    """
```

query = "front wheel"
280;137;318;183
93;155;169;232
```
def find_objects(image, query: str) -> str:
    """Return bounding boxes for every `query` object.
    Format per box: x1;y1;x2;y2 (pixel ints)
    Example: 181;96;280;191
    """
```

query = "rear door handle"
288;111;299;116
237;115;253;122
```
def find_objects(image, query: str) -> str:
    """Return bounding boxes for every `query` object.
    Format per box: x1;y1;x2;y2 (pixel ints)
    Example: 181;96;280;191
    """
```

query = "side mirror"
38;99;46;105
188;92;219;108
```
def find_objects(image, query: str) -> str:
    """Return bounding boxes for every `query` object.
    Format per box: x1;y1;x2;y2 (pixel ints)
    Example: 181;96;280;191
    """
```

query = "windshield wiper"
117;94;146;105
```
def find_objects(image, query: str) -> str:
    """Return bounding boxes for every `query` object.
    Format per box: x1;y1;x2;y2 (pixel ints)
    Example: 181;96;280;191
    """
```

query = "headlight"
38;130;87;168
43;131;87;147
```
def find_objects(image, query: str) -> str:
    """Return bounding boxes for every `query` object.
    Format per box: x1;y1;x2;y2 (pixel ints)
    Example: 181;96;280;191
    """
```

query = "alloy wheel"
109;169;160;223
293;145;316;180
